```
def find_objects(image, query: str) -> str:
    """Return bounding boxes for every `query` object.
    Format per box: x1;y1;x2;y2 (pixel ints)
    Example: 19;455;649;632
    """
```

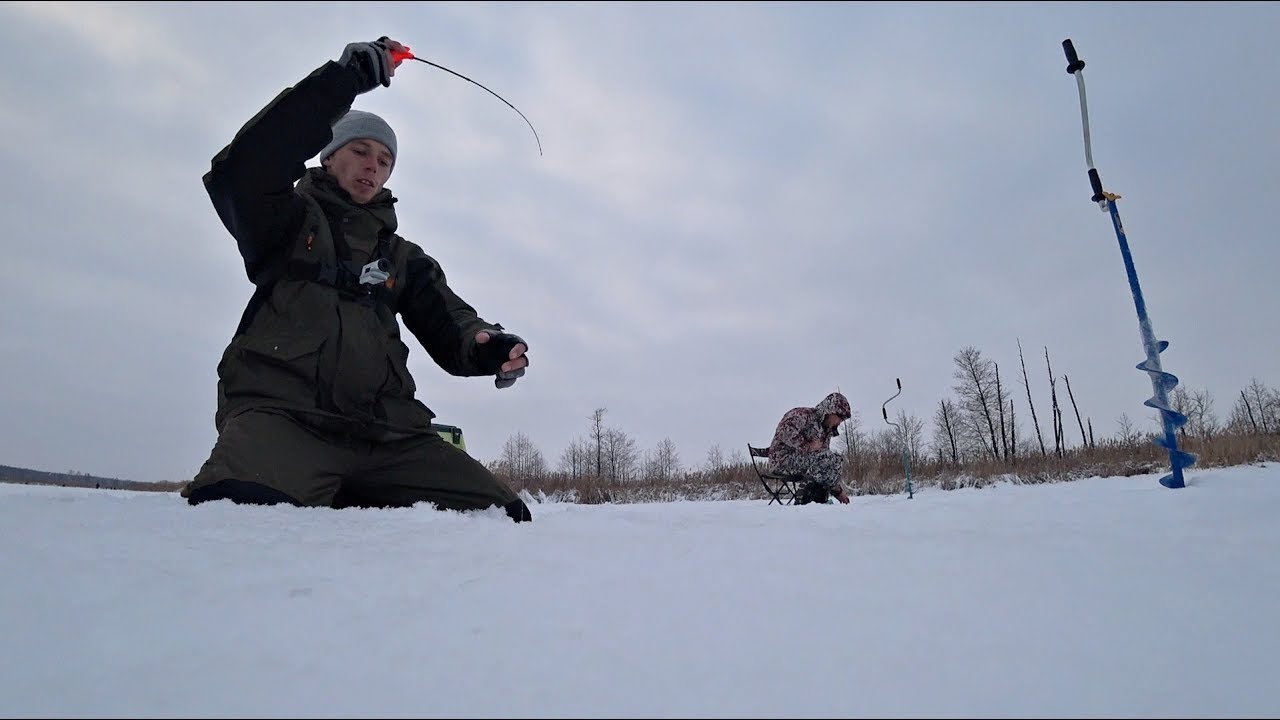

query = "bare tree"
892;409;926;465
1232;389;1260;433
496;431;547;481
1249;379;1279;432
839;412;865;455
995;362;1009;461
1045;347;1064;456
952;346;1003;461
839;412;866;474
705;444;726;473
557;436;592;480
1063;374;1090;449
723;446;747;467
932;398;960;466
1009;398;1017;464
1169;386;1191;439
1182;387;1219;439
1230;379;1276;434
589;407;607;479
644;438;681;482
868;427;902;463
1018;339;1047;457
603;427;639;483
1116;412;1142;447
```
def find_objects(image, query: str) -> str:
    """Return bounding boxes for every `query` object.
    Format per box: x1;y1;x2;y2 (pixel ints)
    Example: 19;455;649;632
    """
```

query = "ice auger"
881;378;914;499
1061;39;1196;489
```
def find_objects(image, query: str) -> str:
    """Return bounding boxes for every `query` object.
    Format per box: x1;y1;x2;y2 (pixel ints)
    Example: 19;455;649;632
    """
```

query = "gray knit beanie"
320;110;398;173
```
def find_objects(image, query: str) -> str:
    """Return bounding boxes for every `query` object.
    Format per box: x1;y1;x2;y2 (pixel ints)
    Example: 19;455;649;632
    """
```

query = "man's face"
323;139;393;204
824;414;842;430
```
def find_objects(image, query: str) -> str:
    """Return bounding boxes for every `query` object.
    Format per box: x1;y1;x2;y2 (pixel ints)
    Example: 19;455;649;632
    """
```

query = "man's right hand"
338;37;409;94
834;486;851;504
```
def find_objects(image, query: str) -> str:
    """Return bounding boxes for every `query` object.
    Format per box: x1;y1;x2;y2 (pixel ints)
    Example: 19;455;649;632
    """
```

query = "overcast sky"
1;2;1276;484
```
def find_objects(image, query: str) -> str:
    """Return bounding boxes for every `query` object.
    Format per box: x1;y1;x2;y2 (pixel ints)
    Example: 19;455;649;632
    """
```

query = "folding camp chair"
747;445;809;506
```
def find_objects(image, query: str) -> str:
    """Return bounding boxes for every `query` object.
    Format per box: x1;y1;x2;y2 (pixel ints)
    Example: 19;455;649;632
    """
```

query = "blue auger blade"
1109;200;1198;489
1135;340;1197;488
1137;362;1187;420
1160;447;1198;489
1146;397;1192;430
1137;346;1196;489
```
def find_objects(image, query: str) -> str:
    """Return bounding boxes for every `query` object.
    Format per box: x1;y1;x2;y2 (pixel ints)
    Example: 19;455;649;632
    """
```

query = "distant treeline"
0;465;184;493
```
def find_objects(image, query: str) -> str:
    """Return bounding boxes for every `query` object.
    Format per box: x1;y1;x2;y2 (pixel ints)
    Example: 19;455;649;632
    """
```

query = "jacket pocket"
383;336;417;397
221;332;327;409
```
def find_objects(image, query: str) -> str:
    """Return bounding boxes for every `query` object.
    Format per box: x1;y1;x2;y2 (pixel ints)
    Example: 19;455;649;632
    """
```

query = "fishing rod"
1061;39;1195;489
391;48;543;157
881;378;914;499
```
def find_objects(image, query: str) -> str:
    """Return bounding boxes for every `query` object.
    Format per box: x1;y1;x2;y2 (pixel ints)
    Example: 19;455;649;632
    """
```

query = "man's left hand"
834;486;851;504
476;330;529;389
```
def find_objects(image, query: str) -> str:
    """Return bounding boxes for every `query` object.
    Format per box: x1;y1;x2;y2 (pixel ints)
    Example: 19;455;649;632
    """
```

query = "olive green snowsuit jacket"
203;59;506;440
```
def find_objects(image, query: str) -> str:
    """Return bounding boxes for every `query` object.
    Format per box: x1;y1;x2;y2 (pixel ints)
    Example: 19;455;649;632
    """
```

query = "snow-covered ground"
2;464;1277;718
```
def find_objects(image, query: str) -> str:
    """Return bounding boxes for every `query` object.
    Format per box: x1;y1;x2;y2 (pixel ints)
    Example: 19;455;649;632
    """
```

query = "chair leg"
765;478;788;506
765;480;781;505
784;479;800;505
763;476;810;506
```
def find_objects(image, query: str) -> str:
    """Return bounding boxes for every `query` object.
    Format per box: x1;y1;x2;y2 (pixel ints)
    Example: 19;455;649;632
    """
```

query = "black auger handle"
1089;168;1105;203
1063;39;1086;74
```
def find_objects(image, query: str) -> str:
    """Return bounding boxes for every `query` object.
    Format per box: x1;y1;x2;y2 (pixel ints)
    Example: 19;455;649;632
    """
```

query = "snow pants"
182;409;530;522
772;448;843;490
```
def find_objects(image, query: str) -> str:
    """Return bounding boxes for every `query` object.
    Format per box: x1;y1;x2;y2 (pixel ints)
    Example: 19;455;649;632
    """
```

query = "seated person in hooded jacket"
768;392;853;505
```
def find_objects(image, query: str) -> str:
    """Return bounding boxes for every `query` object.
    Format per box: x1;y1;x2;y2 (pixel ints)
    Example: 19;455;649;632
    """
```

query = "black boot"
187;479;302;507
504;497;533;523
794;481;830;506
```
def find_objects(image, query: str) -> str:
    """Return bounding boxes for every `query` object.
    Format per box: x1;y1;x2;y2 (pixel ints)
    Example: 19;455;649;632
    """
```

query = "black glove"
338;38;394;94
476;330;529;389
